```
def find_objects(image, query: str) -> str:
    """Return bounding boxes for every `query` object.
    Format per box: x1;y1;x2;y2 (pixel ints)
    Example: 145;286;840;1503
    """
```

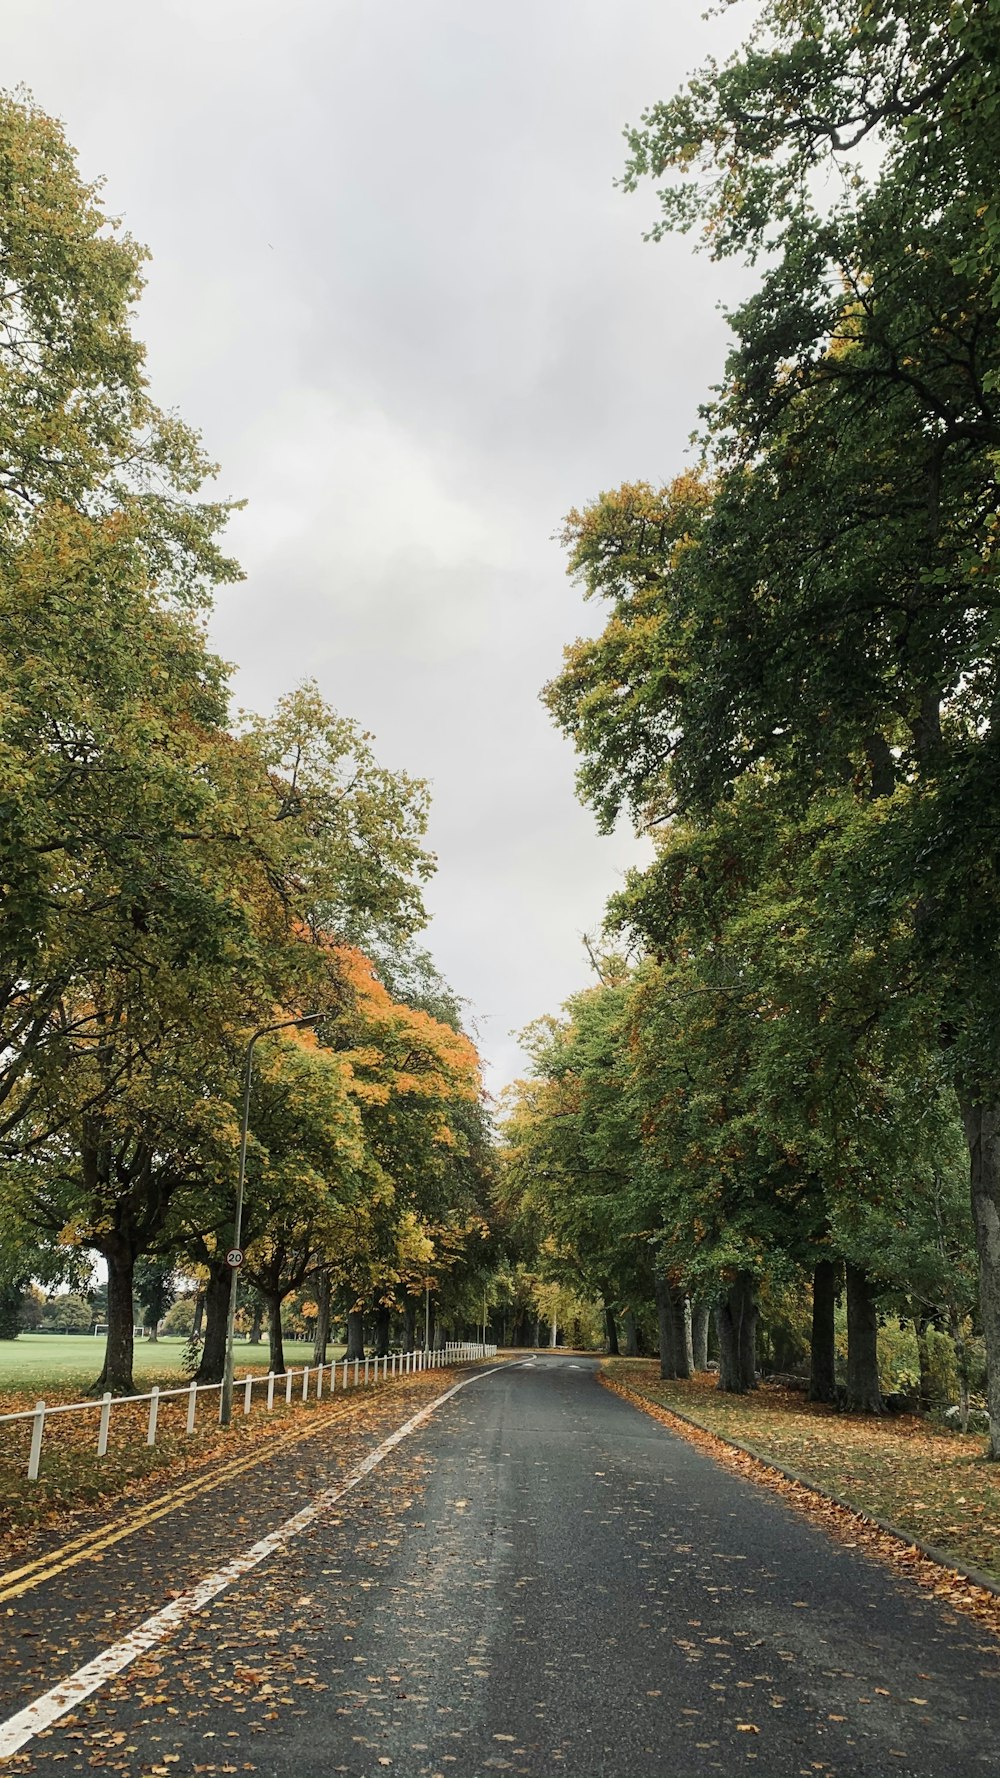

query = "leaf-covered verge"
605;1361;1000;1598
0;1367;451;1552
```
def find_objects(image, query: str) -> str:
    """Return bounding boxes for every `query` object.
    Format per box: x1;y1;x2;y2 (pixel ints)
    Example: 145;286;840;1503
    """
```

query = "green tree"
0;90;241;1151
548;1;1000;1447
134;1259;177;1341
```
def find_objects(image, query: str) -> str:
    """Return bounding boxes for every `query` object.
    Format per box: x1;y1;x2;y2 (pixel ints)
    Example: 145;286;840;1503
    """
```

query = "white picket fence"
0;1341;498;1481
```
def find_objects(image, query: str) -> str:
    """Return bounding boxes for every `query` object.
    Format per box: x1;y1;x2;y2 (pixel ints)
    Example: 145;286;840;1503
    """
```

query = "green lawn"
0;1333;337;1395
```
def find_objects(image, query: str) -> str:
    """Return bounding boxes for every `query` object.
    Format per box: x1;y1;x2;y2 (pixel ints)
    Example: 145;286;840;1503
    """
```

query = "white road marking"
0;1365;510;1760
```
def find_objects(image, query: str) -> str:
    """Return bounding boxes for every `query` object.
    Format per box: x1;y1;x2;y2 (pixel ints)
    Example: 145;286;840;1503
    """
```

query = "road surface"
0;1356;997;1777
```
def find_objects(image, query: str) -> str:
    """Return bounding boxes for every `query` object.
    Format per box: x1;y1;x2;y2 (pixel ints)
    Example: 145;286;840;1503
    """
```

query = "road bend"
0;1356;997;1778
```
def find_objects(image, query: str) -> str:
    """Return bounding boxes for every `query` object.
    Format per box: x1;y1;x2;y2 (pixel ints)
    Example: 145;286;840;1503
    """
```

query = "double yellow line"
0;1392;377;1605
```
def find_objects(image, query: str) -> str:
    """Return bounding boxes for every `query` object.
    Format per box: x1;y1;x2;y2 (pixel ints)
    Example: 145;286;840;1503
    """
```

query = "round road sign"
226;1248;244;1268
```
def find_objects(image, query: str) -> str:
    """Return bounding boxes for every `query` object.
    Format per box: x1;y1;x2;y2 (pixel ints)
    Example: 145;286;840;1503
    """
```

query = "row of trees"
503;0;1000;1450
0;90;494;1392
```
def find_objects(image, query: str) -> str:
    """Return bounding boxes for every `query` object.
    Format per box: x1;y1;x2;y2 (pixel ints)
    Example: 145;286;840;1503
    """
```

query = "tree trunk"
845;1261;883;1413
962;1097;1000;1458
716;1272;758;1394
248;1297;263;1346
373;1302;391;1358
402;1299;416;1354
92;1244;136;1395
312;1270;331;1364
809;1258;839;1403
622;1309;639;1357
191;1289;205;1341
948;1305;972;1433
738;1287;759;1390
672;1289;692;1379
266;1292;285;1375
691;1300;710;1371
194;1261;231;1384
604;1302;620;1356
346;1309;365;1361
654;1271;676;1379
915;1311;933;1414
0;1280;22;1340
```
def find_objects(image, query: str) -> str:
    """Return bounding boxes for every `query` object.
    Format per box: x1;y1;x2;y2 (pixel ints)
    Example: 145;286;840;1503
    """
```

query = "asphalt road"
1;1357;998;1778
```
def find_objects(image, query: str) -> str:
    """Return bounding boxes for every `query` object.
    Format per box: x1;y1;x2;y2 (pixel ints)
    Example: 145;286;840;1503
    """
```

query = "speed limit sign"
226;1248;244;1268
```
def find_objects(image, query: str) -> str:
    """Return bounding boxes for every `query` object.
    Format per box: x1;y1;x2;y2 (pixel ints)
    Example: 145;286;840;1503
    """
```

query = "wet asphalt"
1;1355;998;1778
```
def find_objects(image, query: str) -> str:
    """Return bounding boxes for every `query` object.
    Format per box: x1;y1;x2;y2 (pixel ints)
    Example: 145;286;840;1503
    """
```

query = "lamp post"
424;1280;431;1355
220;1012;321;1427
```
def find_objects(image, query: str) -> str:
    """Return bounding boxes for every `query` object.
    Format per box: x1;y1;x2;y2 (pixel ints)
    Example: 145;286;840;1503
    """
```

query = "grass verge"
604;1360;1000;1586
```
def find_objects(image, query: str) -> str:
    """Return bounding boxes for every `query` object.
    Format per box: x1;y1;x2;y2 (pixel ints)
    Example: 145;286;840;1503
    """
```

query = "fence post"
285;1368;293;1406
330;1358;336;1393
391;1353;396;1377
27;1401;46;1480
354;1358;359;1387
364;1355;370;1385
186;1381;198;1435
342;1357;348;1389
302;1365;310;1402
243;1375;253;1416
97;1391;112;1457
147;1386;160;1447
267;1372;275;1411
316;1362;324;1401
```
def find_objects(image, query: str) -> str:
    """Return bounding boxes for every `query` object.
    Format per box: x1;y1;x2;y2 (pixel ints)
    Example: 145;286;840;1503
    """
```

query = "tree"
0;90;242;1157
0;91;492;1398
547;0;1000;1445
237;1029;371;1377
134;1259;177;1340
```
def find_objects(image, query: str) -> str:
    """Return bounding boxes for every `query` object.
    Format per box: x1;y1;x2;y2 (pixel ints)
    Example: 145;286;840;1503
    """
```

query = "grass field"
0;1333;337;1395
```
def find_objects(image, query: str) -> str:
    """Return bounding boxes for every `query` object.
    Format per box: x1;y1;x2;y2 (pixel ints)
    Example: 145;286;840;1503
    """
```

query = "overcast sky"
9;0;758;1099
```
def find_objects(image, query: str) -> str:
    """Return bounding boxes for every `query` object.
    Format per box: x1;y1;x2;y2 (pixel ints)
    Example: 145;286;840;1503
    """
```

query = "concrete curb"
600;1370;1000;1600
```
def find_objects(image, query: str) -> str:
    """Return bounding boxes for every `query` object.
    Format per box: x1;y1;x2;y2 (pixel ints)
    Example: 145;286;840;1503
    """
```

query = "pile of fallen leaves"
603;1361;1000;1634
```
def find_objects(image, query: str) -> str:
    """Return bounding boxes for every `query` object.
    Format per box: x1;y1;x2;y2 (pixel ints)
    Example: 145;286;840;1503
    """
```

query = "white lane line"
0;1365;509;1761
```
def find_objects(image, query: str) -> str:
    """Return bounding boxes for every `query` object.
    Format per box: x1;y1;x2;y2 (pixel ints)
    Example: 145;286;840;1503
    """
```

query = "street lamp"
219;1012;322;1427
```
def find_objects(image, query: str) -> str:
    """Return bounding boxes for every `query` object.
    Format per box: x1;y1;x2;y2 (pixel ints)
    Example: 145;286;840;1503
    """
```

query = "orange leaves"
331;945;481;1110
